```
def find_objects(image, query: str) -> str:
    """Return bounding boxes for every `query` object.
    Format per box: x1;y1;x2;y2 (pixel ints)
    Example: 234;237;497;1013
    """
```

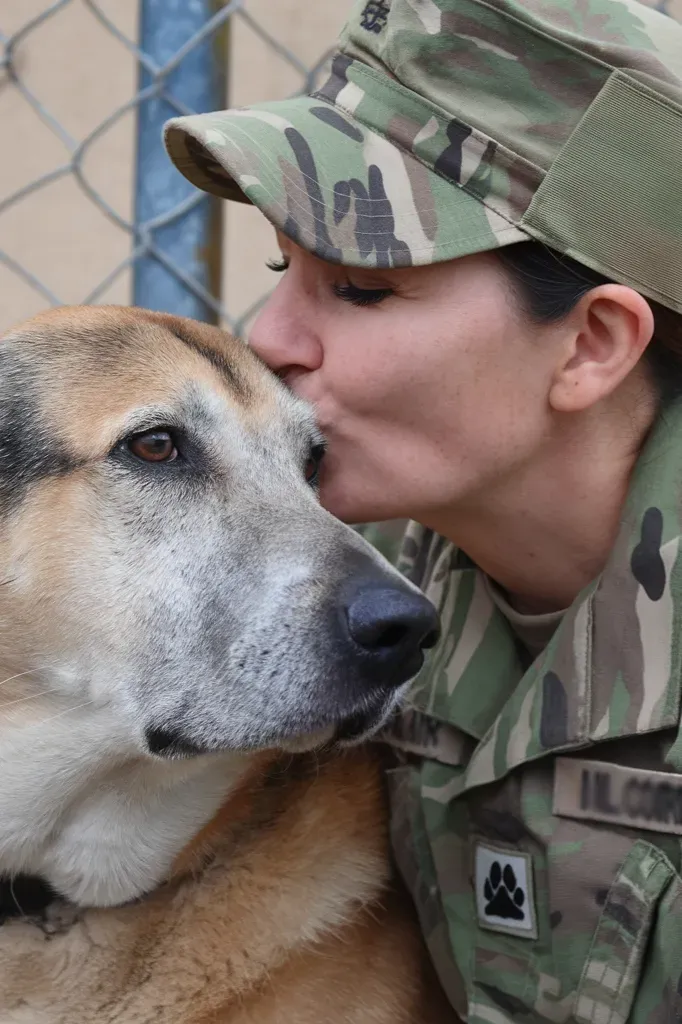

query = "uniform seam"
610;67;682;115
583;595;594;738
463;0;622;75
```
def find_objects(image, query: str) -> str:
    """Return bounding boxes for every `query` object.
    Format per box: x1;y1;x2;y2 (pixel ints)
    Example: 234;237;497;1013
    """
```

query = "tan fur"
0;308;452;1023
0;749;449;1023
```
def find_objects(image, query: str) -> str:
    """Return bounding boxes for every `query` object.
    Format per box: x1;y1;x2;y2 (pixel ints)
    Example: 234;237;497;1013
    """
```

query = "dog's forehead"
9;306;262;392
6;306;313;451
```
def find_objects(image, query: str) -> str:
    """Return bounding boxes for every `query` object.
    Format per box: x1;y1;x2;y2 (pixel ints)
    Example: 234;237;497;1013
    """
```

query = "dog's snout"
346;587;439;653
343;583;439;683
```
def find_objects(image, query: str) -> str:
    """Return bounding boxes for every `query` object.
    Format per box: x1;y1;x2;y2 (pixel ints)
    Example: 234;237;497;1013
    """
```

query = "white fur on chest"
0;700;247;906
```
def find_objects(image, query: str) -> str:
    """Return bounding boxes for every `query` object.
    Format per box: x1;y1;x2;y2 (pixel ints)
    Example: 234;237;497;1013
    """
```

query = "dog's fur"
0;307;451;1023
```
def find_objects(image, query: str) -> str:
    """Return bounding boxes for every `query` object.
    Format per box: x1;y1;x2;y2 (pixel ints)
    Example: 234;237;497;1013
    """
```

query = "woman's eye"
304;443;326;487
127;430;178;463
332;282;393;307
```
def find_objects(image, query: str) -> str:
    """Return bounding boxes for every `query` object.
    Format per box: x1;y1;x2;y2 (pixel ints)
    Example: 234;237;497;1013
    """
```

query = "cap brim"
164;97;527;269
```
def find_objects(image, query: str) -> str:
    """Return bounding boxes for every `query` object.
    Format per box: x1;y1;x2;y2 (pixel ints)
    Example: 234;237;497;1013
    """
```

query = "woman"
163;0;682;1019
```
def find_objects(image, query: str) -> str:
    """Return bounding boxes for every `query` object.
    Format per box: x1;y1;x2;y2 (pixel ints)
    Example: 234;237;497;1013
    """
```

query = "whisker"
0;665;65;691
0;687;65;711
0;668;45;690
34;700;96;728
8;878;25;918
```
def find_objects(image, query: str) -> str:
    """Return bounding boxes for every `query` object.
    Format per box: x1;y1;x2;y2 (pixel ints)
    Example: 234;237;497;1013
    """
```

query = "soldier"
164;0;682;1019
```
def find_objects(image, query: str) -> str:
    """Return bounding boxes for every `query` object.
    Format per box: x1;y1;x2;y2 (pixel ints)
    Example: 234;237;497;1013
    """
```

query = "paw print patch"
475;843;537;939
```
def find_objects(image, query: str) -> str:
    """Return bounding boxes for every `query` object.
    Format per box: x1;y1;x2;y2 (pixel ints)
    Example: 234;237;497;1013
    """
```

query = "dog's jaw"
0;694;252;907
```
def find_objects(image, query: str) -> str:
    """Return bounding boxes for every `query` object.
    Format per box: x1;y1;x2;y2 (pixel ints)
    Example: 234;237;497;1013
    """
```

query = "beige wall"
0;0;351;335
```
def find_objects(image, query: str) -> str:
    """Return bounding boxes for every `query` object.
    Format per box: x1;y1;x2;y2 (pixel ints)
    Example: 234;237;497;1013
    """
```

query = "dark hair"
497;241;682;403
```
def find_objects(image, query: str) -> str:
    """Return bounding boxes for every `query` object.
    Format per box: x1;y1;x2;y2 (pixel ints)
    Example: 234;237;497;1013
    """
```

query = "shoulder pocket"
575;841;674;1024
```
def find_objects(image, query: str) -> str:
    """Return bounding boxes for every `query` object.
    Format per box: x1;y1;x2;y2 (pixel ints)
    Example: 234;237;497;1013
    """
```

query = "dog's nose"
344;584;440;683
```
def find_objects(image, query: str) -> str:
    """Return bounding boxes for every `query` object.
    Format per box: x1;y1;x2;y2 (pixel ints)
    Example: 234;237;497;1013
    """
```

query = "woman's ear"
549;285;655;413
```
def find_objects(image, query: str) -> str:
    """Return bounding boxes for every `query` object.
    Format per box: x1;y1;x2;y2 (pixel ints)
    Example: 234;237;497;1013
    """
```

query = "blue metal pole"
134;0;224;322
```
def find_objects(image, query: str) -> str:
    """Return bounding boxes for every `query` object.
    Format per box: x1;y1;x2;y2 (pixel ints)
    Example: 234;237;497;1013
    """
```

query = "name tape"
554;756;682;836
380;709;468;765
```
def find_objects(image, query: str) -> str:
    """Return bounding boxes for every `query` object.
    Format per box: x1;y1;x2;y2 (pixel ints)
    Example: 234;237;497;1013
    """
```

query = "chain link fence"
0;0;352;337
3;0;679;333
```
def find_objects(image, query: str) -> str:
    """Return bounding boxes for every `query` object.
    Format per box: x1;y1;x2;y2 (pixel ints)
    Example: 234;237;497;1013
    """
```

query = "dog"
0;307;451;1023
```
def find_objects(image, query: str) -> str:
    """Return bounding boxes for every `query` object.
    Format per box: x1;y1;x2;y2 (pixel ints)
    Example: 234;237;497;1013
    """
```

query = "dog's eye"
305;443;325;487
128;430;178;463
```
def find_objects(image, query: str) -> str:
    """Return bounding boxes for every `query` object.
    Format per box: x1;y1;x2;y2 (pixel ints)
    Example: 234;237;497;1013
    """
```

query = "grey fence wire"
0;0;336;336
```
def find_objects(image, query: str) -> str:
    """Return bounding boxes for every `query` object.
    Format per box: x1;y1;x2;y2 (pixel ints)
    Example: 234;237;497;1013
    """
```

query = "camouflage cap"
164;0;682;313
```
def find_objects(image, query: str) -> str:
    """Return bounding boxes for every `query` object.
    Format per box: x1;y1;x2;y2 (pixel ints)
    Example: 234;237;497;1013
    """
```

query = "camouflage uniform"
164;1;682;1019
386;412;682;1023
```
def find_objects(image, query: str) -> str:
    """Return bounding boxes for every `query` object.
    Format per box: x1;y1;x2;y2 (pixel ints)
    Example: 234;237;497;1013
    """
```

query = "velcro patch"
474;843;537;939
554;757;682;836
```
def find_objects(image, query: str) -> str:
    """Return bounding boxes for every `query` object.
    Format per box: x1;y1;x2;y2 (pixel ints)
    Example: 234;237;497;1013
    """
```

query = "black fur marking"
168;325;253;401
0;874;59;923
0;359;80;513
144;725;206;759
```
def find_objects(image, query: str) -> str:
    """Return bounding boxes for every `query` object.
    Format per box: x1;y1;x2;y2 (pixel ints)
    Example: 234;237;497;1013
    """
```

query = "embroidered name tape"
380;709;470;765
474;843;537;939
554;757;682;836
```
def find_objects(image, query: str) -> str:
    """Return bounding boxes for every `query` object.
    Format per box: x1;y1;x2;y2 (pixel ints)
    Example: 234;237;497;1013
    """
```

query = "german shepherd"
0;307;450;1023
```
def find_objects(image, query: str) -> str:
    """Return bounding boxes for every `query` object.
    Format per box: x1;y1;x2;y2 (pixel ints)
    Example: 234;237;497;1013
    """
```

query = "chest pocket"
470;762;682;1024
390;753;682;1024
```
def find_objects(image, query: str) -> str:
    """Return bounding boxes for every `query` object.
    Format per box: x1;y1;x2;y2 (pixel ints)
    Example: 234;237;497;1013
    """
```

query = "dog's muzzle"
325;568;439;744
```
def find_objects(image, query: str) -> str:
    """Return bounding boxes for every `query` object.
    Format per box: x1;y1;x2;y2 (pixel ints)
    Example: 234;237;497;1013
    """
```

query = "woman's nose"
249;283;322;377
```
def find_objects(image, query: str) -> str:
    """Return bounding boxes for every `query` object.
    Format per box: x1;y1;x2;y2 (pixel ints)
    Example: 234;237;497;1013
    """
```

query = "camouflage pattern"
164;0;682;313
380;400;682;1022
640;0;682;19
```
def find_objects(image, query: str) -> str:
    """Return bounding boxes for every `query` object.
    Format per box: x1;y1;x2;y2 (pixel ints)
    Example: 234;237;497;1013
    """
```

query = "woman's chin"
318;479;395;527
319;492;364;525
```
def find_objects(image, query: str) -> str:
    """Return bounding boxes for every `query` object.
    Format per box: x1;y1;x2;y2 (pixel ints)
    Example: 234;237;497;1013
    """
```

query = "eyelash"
264;258;393;307
332;283;393;307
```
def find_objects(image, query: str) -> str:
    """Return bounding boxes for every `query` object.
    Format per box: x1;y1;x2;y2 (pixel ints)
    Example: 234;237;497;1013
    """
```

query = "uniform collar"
407;401;682;792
